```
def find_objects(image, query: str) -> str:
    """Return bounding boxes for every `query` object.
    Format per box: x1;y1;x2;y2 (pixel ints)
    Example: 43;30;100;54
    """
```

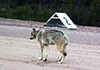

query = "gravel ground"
0;36;100;70
0;17;100;70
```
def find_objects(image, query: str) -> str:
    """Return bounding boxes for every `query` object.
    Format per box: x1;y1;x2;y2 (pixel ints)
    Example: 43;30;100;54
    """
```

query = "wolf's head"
30;28;37;40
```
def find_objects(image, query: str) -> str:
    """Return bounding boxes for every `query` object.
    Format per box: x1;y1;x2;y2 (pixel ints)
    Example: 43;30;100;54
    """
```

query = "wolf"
30;28;68;64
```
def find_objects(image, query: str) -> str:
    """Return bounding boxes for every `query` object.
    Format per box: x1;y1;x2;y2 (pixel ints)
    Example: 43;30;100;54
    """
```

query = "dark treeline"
0;0;100;27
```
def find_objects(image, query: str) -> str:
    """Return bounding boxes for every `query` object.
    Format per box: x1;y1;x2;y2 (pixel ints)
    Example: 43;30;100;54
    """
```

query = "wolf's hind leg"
38;45;44;60
58;51;67;64
56;45;64;64
58;43;67;63
56;40;67;64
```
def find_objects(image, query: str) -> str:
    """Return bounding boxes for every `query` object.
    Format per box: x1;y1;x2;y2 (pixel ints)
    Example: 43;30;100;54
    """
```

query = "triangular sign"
44;12;77;29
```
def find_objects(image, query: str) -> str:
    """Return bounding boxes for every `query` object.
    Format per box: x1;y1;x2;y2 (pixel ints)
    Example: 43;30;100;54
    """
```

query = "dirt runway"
0;18;100;70
0;36;100;70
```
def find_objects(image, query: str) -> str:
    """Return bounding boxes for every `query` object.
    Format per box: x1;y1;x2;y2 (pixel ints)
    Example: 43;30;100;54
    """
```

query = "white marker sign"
44;12;77;29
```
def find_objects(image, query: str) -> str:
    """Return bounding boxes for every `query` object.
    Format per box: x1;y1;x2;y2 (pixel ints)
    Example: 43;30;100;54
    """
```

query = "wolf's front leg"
38;45;44;60
43;46;48;62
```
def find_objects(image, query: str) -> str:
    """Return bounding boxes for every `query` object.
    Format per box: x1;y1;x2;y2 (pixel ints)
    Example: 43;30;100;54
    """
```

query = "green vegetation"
0;0;100;27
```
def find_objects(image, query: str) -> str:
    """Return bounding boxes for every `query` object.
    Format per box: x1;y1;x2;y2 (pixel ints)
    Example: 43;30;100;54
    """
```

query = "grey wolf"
30;28;68;64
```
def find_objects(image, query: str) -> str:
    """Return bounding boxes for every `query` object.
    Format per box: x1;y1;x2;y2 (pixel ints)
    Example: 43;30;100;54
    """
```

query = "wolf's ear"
33;28;36;31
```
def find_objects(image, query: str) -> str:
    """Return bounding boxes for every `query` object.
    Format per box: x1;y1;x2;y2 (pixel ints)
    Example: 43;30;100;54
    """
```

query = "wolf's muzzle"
29;37;34;40
29;35;35;40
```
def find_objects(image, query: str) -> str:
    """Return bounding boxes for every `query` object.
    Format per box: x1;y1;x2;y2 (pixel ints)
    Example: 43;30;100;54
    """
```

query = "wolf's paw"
58;57;63;64
58;61;62;64
38;57;43;60
43;58;47;62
